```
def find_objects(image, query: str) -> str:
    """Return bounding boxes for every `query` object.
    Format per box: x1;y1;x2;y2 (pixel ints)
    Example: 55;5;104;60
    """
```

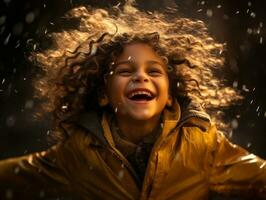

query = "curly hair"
30;2;242;141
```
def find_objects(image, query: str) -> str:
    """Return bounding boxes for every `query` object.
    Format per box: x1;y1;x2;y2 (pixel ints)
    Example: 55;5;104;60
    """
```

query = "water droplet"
25;12;35;24
233;81;238;88
250;12;256;18
200;1;205;5
242;85;249;92
248;1;252;7
4;33;11;45
217;5;222;9
118;170;124;180
109;71;114;75
246;143;251;148
128;56;132;60
206;9;213;17
5;189;13;199
223;14;229;20
0;15;6;25
14;166;20;174
231;119;238;129
228;130;233;138
177;82;180;87
236;11;240;14
259;162;266;169
247;28;253;34
40;190;45;198
115;107;118;113
25;100;34;109
260;37;263;44
6;115;16;127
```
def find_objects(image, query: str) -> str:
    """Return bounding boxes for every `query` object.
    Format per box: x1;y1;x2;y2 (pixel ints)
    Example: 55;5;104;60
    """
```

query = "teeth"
128;91;152;98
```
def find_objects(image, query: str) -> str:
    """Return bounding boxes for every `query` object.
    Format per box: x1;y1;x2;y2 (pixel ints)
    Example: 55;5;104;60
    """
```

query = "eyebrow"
114;60;164;66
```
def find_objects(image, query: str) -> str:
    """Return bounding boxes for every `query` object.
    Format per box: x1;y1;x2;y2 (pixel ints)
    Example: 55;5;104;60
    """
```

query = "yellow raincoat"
0;101;265;199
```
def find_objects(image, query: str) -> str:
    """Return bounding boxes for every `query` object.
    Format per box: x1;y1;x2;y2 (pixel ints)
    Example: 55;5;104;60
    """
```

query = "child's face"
105;43;171;122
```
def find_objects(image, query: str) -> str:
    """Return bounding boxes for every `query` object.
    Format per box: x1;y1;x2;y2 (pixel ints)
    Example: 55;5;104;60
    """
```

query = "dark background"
0;0;265;161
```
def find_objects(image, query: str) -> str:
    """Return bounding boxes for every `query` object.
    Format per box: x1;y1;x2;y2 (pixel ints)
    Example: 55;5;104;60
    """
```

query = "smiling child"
0;2;265;200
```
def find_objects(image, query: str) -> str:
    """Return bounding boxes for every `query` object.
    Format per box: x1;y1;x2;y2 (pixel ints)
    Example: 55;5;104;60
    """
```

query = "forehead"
115;43;164;63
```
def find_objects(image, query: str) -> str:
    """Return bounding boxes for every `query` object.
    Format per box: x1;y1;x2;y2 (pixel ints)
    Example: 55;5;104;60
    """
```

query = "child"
0;2;265;200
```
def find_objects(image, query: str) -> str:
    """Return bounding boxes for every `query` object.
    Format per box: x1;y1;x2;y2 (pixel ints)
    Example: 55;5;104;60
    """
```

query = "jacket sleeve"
209;129;266;199
0;143;71;199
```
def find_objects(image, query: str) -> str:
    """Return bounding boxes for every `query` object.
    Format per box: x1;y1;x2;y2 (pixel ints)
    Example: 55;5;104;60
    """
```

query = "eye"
148;67;163;76
116;67;133;76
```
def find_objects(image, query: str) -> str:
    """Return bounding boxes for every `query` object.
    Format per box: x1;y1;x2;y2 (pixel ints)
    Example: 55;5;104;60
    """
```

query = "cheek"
159;78;170;95
106;77;126;100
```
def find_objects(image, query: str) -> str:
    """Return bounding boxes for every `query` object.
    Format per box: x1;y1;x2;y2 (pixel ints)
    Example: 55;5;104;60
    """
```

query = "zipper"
107;146;142;187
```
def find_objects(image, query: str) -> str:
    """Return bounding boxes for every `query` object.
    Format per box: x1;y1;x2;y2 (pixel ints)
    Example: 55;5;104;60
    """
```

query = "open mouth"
127;89;155;101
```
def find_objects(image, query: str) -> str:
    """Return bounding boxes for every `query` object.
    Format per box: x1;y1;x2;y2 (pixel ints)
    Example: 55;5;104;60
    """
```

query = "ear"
166;94;173;107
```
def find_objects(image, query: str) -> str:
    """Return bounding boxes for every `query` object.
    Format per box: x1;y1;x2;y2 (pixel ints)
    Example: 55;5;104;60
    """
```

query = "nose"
132;70;149;83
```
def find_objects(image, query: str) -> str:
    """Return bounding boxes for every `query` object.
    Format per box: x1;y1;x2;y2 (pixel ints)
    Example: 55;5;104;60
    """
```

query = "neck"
115;115;161;144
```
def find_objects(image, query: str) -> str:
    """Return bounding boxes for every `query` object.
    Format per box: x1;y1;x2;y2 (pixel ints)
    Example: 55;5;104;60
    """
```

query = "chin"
129;111;156;121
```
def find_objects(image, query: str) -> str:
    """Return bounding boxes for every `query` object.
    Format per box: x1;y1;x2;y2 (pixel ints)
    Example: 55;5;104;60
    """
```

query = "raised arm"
209;130;266;199
0;143;71;199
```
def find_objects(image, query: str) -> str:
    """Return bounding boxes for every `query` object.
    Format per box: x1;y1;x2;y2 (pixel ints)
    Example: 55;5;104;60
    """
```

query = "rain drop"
118;170;124;180
0;16;6;25
25;100;34;109
217;5;222;9
259;37;263;44
4;33;11;45
250;12;256;18
247;28;253;34
233;81;238;88
25;12;35;24
242;85;249;92
231;119;238;129
39;190;45;198
5;189;13;199
14;166;20;174
6;115;16;127
206;9;213;17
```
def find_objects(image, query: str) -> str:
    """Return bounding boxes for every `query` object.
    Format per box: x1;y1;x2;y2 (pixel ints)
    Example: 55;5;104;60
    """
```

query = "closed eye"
148;68;164;76
116;68;133;76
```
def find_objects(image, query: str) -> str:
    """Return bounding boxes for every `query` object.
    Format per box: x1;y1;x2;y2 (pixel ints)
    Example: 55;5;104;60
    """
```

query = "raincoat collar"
75;98;211;146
